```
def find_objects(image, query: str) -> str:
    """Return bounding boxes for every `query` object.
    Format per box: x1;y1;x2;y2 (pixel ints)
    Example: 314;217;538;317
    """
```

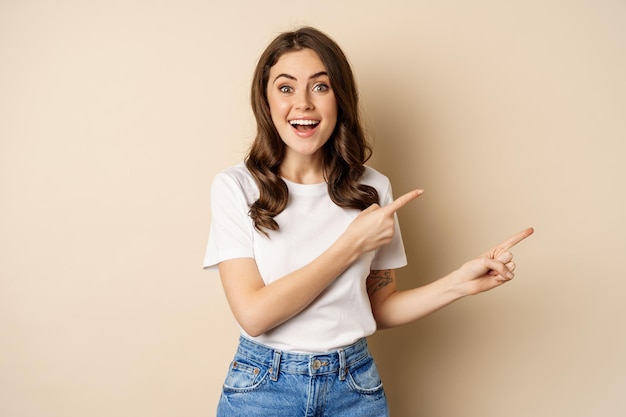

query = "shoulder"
361;165;392;193
211;161;259;205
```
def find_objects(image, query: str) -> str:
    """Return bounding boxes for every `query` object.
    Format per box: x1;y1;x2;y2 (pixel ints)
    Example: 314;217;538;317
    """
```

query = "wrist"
442;269;471;300
334;231;363;265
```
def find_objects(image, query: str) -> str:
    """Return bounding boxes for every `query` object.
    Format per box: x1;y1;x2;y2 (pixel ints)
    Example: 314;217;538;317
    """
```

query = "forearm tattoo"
366;270;392;296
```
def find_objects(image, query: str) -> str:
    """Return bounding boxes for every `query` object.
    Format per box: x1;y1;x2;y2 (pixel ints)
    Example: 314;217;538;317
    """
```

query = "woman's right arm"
218;189;423;337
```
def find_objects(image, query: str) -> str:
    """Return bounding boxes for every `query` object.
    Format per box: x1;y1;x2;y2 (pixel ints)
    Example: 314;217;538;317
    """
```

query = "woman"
204;26;533;417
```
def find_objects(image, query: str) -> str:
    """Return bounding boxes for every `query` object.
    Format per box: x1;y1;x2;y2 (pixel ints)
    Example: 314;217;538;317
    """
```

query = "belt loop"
270;350;282;381
338;348;346;381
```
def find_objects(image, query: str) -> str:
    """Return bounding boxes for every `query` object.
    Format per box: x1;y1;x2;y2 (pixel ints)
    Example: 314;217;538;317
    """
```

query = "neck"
279;155;325;184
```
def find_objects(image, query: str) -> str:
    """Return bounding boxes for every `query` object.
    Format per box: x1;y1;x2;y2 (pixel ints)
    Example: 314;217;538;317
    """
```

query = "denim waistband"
235;336;370;380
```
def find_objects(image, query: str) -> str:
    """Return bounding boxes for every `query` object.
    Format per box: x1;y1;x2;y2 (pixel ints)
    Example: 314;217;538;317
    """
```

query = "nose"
294;89;314;111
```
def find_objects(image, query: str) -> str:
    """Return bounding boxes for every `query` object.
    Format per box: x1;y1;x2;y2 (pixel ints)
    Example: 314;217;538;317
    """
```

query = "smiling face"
266;48;338;175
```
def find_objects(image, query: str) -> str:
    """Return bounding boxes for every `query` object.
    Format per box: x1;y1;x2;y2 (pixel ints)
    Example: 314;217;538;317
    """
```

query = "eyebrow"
273;71;329;84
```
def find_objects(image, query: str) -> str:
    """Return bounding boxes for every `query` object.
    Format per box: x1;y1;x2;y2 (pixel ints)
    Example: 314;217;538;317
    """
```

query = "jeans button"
312;359;321;370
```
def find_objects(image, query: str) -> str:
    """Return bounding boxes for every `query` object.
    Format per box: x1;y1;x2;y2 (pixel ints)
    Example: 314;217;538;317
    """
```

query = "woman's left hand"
451;227;535;296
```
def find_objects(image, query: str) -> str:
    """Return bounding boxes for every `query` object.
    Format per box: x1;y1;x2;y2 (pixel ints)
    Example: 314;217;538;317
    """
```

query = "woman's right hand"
344;189;423;254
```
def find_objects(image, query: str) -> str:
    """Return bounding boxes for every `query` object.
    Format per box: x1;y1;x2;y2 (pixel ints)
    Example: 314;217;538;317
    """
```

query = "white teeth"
289;119;319;126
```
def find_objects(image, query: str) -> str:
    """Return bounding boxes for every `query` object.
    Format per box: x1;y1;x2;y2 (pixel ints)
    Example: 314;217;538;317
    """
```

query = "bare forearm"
371;227;534;330
224;235;361;336
373;273;465;329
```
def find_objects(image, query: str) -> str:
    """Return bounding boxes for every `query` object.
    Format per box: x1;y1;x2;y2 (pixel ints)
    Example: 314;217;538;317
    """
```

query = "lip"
288;117;321;124
291;123;319;138
288;118;321;138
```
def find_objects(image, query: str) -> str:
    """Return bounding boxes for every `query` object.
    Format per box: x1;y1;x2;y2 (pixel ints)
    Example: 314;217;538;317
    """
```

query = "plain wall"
1;0;625;416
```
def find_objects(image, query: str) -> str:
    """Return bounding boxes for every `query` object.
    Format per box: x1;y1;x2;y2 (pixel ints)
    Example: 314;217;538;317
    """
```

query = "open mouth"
289;119;320;132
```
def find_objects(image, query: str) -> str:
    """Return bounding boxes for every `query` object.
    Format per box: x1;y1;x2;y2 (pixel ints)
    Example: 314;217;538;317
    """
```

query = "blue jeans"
216;336;389;417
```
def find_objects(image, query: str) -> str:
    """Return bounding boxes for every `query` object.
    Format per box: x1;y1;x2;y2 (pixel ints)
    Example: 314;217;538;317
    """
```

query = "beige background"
1;0;625;416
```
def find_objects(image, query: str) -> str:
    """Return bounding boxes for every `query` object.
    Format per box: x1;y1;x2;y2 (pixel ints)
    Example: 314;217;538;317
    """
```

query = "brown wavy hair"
246;26;378;235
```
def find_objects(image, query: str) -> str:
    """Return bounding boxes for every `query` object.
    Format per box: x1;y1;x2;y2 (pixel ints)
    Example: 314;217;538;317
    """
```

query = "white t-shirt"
204;162;407;352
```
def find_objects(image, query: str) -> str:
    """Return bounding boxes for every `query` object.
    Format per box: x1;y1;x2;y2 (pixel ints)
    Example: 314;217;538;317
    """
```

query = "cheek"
268;99;290;121
266;91;279;114
327;105;338;128
325;96;338;122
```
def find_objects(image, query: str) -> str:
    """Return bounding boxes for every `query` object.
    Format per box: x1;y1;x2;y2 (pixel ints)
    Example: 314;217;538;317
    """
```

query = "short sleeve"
369;180;408;270
203;173;255;271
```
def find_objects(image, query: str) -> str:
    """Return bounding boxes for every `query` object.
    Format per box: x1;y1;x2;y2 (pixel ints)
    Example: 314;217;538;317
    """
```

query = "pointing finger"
384;189;424;214
493;227;535;252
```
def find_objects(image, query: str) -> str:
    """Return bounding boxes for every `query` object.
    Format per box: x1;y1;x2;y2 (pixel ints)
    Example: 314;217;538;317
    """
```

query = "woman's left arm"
368;227;534;329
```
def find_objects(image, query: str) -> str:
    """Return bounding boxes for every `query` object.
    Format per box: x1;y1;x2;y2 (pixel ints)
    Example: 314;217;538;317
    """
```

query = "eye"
312;83;329;92
279;85;293;93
